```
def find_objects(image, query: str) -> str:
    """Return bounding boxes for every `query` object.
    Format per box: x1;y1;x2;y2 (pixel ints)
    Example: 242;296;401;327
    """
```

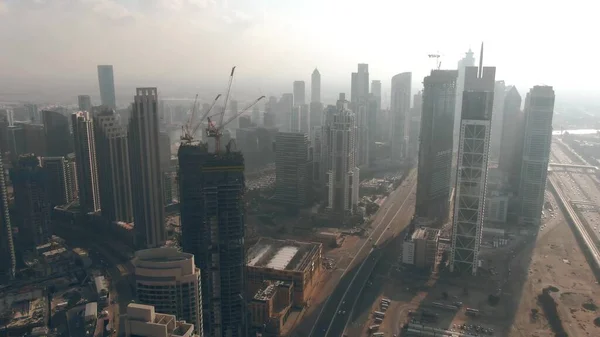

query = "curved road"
308;173;416;337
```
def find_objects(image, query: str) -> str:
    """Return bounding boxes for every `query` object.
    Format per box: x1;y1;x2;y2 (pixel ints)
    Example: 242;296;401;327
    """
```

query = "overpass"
570;200;600;211
548;163;598;173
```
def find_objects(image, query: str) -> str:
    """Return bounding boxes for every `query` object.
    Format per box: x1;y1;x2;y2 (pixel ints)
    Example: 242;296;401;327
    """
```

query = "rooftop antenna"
478;42;484;78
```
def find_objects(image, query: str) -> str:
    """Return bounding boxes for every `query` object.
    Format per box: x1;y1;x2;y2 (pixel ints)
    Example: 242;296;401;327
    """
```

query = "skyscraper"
390;72;411;162
311;68;321;103
454;49;476;154
371;80;382;103
40;156;78;206
178;144;247;337
368;80;382;162
78;95;92;112
42;110;72;157
72;111;101;213
129;88;166;248
518;86;555;227
132;248;203;336
11;154;52;250
321;94;360;214
158;131;171;171
450;49;495;276
416;70;457;223
94;110;134;223
351;64;369;106
355;104;369;166
408;90;423;160
25;104;38;123
98;65;117;109
498;86;523;190
0;151;16;279
293;81;306;106
279;93;293;132
310;69;323;136
275;132;309;206
489;80;506;161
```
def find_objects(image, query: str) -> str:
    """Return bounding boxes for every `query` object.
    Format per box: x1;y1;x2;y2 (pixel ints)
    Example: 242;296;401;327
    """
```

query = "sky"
0;0;598;104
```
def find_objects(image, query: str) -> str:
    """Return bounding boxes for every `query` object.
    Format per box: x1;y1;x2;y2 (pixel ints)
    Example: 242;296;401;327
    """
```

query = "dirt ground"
509;192;600;337
342;189;600;337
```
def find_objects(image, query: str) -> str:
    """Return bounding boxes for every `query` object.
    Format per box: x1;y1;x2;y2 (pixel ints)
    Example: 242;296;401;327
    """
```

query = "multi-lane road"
549;140;600;270
308;170;417;337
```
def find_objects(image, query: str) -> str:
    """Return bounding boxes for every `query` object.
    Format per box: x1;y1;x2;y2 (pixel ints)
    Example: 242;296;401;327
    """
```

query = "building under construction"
178;142;247;337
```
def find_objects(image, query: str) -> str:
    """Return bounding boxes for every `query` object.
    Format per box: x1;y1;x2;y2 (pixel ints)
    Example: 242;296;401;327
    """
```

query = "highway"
308;170;417;337
549;140;600;271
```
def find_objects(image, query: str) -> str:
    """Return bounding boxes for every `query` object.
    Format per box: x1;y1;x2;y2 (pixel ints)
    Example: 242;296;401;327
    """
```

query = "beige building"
246;238;322;306
132;248;202;335
248;281;293;336
402;227;440;269
124;303;197;337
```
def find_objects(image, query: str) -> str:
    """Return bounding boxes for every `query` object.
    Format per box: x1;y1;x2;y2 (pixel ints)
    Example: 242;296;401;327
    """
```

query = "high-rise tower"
178;144;247;337
94;109;134;223
518;86;555;227
275;132;309;206
132;248;203;336
42;110;72;157
390;72;411;162
416;70;457;223
129;88;166;248
450;45;495;275
11;155;51;250
293;81;306;106
489;80;506;161
78;95;92;112
453;49;476;153
0;151;16;279
351;64;369;105
97;65;117;109
321;94;360;214
311;69;321;103
498;86;523;190
72;111;101;213
40;156;78;206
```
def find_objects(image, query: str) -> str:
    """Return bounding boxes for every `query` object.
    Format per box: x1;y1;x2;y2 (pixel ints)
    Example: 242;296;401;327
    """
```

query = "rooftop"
412;227;440;241
247;237;321;272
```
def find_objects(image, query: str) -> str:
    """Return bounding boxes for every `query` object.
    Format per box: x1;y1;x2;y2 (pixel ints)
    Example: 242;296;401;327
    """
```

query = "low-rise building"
248;281;293;336
246;238;322;307
84;302;97;322
402;226;440;269
0;287;48;336
123;303;198;337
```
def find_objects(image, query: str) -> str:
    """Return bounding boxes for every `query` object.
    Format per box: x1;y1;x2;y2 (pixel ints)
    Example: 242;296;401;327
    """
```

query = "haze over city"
1;0;598;104
2;1;600;337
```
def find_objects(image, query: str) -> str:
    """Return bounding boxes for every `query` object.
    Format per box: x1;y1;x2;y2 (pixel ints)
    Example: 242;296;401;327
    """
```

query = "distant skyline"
0;0;598;105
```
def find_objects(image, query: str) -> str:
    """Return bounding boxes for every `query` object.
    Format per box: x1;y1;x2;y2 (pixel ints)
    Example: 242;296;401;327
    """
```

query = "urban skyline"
0;31;573;336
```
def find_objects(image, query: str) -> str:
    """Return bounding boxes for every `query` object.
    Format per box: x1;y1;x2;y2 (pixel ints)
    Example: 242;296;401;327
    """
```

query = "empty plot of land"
509;193;600;337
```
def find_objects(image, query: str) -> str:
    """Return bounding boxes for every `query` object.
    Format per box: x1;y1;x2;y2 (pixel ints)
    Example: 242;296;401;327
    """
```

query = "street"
308;170;417;337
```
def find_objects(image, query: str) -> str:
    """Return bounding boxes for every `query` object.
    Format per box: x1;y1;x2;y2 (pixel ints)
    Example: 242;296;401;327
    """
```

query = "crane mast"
206;95;265;153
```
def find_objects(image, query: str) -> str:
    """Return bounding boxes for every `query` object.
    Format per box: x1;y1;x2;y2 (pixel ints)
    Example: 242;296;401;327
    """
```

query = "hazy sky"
0;0;597;103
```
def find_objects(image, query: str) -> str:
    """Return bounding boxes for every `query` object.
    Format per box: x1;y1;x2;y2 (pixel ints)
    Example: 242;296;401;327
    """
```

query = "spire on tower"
478;42;484;78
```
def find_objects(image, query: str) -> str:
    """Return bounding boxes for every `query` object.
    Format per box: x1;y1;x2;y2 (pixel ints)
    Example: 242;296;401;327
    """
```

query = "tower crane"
428;53;442;70
181;93;222;143
206;95;266;153
180;94;198;141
